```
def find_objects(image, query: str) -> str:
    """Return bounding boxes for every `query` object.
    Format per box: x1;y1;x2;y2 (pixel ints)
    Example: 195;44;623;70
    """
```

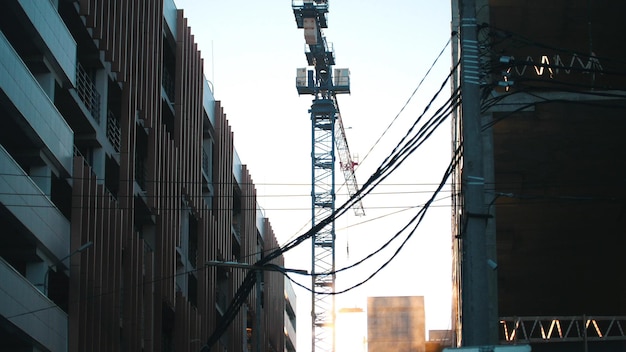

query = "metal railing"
107;110;121;153
500;316;626;344
76;63;101;122
202;147;211;181
162;66;175;103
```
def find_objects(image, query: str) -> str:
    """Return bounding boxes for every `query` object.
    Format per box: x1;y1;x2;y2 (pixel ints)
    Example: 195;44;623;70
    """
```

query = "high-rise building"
452;0;626;351
0;1;286;351
367;296;426;352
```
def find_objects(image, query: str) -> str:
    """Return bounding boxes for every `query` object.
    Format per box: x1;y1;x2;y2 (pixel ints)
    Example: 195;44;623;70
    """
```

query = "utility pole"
459;0;491;346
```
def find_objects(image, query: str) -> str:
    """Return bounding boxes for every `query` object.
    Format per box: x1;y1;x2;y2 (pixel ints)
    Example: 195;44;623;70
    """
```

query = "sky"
173;1;454;350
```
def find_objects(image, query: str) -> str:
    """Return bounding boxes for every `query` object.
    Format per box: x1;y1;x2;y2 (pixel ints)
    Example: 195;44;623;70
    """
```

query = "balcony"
15;0;77;86
76;63;101;122
285;311;297;349
203;78;215;126
162;65;175;105
0;145;71;261
162;0;178;39
0;257;67;352
106;110;121;153
0;31;74;174
202;146;211;182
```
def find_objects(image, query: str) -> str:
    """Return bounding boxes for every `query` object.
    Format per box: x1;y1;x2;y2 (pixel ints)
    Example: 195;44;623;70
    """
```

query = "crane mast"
292;1;364;351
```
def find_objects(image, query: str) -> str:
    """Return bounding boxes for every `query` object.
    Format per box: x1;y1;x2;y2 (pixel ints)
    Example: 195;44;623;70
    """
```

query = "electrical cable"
2;57;462;349
357;37;454;170
201;63;463;349
283;145;461;296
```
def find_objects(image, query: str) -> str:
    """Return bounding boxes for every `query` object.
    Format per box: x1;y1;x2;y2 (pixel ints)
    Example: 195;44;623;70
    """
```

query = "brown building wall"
61;1;285;351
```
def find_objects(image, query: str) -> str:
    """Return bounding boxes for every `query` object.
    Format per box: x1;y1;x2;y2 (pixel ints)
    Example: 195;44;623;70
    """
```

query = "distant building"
337;306;367;352
285;279;297;352
367;296;426;352
426;330;453;352
0;1;286;351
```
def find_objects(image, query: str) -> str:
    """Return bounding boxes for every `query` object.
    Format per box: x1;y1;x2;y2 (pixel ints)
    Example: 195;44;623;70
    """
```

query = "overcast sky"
173;1;454;350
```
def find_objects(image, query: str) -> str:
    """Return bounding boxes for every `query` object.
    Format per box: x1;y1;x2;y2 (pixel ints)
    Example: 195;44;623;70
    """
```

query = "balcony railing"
162;66;175;104
202;147;211;181
107;110;121;153
76;63;101;122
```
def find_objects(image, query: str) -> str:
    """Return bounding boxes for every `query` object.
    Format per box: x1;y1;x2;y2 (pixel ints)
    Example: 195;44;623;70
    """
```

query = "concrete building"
451;0;626;351
367;296;426;352
0;0;287;351
426;330;453;352
284;279;297;352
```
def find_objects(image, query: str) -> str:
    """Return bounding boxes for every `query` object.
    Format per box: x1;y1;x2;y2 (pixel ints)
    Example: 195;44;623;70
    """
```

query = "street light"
205;261;308;352
205;260;309;275
43;241;94;295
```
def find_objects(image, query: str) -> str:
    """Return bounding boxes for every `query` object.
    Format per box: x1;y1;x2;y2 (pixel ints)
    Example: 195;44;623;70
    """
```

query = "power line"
202;63;463;348
284;145;461;296
358;37;454;170
4;57;462;349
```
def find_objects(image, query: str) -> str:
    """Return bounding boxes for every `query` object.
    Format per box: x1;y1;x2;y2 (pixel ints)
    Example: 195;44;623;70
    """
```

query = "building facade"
367;296;426;352
451;0;626;350
284;278;297;352
0;0;286;351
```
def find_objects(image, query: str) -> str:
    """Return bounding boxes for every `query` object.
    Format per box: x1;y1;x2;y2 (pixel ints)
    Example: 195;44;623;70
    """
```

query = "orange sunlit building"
367;296;426;352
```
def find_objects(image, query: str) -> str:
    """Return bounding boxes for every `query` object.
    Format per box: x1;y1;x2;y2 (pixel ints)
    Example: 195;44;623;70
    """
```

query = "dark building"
451;0;626;351
0;1;286;351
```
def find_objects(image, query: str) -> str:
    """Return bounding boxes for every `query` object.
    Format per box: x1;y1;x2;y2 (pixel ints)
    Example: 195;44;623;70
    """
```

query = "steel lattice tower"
293;1;364;351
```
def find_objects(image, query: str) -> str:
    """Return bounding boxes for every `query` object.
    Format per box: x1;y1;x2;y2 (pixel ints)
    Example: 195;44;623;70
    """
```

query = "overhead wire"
203;57;463;349
9;20;626;348
356;36;454;169
2;36;461;349
284;144;461;296
279;36;457;249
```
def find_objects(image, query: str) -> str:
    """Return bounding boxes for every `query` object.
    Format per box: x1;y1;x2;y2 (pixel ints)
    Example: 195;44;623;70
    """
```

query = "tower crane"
292;1;364;351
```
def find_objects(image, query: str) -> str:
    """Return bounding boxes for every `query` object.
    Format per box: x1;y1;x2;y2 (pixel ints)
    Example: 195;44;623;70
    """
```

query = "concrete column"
30;164;52;197
91;147;106;183
26;260;49;294
34;71;56;102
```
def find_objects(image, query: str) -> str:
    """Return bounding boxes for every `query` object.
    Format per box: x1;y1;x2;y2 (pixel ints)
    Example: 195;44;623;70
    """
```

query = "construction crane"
292;1;365;351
